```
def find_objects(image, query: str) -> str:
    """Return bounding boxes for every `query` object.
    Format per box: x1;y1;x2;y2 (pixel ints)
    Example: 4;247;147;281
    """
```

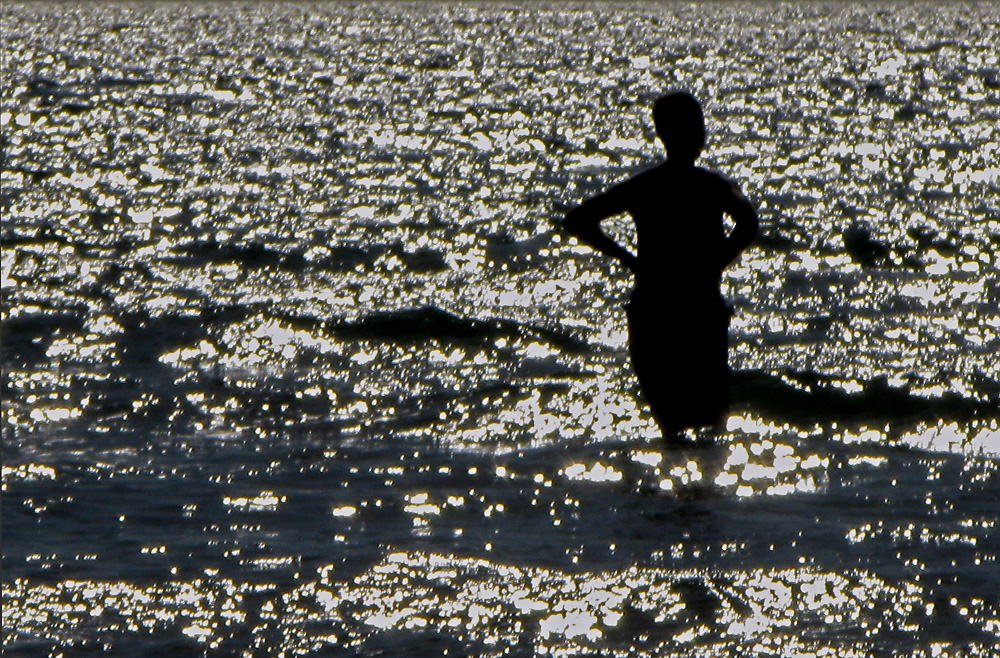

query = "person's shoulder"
694;166;732;184
627;160;668;182
608;160;665;195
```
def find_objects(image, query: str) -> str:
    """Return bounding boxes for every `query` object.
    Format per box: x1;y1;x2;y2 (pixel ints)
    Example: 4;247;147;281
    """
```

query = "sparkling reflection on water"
2;1;999;656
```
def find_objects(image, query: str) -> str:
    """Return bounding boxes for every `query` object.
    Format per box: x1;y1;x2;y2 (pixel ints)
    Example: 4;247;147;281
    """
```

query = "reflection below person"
562;91;758;442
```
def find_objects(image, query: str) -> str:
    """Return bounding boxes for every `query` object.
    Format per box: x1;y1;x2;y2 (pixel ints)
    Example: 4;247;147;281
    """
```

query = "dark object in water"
843;223;890;267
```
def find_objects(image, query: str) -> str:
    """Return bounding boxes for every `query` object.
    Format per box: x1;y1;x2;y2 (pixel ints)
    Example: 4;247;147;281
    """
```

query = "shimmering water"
2;1;999;656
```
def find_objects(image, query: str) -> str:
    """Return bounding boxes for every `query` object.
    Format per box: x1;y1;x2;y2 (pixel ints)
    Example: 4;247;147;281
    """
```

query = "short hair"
652;91;706;161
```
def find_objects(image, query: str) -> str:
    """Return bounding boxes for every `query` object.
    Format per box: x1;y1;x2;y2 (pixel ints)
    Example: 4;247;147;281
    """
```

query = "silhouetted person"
562;91;758;441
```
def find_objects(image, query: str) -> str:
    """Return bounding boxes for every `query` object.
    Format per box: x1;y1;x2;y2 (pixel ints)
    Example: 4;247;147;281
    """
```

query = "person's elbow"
562;206;588;238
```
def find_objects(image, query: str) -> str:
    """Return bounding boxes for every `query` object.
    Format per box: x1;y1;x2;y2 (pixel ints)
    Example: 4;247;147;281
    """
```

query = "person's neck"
665;156;697;168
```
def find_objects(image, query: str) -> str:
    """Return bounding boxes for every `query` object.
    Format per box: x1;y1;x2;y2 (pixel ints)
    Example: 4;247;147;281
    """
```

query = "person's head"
652;91;705;163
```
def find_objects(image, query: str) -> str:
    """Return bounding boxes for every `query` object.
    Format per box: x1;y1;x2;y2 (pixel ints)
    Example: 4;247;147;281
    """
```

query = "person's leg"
627;303;683;437
627;302;731;441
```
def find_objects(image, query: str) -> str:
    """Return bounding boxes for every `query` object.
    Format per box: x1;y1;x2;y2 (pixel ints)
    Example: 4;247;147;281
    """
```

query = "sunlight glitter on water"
3;1;1000;655
24;550;961;657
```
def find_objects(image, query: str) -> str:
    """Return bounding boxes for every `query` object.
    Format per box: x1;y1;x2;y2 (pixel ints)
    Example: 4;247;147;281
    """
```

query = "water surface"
2;2;999;656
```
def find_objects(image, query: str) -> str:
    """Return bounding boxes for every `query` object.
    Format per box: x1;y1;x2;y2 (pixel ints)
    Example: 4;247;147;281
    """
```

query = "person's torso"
624;163;728;298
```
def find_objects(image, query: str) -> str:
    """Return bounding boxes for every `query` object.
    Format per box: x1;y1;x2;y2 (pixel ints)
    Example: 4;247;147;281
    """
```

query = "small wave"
164;240;448;274
116;312;212;366
1;310;87;366
731;369;998;426
313;243;447;274
93;75;165;89
164;240;306;272
907;39;960;54
420;51;457;69
84;304;586;368
0;230;63;248
981;67;1000;89
330;306;588;353
311;244;378;272
486;233;551;260
22;77;74;99
840;222;974;270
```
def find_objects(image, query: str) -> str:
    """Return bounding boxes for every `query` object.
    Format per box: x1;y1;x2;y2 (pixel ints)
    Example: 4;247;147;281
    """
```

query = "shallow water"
2;1;999;656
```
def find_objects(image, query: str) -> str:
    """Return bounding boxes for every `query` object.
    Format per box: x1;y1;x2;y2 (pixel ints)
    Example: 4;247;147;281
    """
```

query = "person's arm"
719;181;758;270
561;185;639;274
